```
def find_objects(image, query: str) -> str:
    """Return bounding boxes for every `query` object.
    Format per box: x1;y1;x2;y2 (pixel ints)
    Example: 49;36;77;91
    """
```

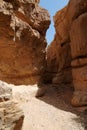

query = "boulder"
0;81;24;130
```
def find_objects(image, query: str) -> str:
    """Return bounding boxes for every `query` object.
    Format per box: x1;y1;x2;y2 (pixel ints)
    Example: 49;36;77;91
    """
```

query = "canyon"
0;0;87;130
47;0;87;107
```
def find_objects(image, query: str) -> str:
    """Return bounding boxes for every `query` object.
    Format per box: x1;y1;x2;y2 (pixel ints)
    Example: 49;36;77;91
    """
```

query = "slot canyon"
0;0;87;130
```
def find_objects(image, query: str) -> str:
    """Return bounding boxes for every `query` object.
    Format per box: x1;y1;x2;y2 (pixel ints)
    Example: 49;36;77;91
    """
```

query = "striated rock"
0;81;24;130
0;0;50;85
47;0;87;107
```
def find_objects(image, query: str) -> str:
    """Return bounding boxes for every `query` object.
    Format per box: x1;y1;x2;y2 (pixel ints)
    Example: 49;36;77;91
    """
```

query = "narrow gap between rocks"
0;0;87;130
39;0;69;45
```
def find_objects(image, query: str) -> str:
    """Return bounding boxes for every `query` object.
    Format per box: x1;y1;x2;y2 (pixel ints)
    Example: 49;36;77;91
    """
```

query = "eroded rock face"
47;7;72;87
0;81;24;130
69;0;87;106
47;0;87;106
0;0;50;85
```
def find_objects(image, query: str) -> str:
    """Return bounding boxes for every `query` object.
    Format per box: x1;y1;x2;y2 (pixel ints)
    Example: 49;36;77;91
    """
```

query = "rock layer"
0;0;50;85
47;0;87;106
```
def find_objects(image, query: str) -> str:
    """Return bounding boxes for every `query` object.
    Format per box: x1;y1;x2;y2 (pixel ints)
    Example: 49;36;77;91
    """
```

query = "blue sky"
40;0;69;44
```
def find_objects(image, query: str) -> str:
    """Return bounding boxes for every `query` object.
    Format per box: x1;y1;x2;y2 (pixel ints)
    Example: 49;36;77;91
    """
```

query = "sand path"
11;85;86;130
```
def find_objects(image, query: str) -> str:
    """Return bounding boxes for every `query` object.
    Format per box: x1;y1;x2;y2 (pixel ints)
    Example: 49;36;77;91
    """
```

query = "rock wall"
0;0;50;85
47;0;87;107
47;7;72;87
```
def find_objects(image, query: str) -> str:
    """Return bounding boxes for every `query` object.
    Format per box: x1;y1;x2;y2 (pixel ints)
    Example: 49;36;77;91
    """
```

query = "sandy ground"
10;84;87;130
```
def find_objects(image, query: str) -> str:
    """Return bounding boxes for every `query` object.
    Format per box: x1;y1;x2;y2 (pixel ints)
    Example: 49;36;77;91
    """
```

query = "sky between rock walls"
40;0;69;44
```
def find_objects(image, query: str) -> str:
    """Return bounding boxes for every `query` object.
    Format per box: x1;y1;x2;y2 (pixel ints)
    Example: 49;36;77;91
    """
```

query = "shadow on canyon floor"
37;84;87;130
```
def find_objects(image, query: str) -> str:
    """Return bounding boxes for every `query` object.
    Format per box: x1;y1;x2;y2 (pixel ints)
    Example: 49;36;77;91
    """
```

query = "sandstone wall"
47;7;72;87
0;0;50;85
47;0;87;106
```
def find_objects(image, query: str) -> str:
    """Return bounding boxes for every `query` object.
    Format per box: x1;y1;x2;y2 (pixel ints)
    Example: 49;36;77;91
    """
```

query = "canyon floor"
10;84;87;130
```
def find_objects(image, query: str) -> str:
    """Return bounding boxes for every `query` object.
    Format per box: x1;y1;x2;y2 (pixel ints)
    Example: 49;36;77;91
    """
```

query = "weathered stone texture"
0;0;50;85
0;81;24;130
47;0;87;107
47;6;72;86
